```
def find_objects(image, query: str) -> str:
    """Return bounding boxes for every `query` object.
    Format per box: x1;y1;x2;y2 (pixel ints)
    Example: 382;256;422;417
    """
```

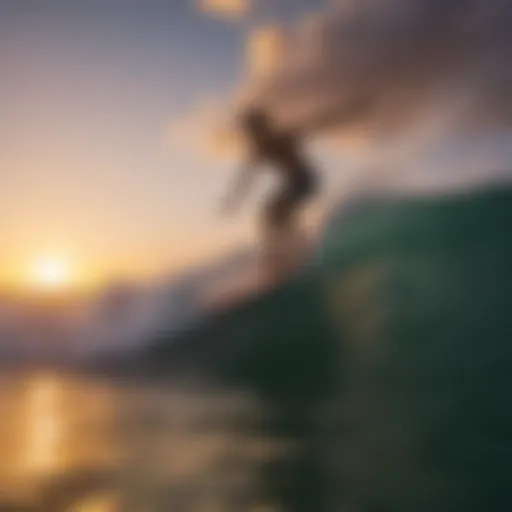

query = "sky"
0;0;332;290
4;0;508;291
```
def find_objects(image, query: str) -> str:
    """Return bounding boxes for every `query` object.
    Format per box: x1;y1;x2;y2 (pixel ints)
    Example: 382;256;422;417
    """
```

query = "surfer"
221;100;369;277
222;107;317;261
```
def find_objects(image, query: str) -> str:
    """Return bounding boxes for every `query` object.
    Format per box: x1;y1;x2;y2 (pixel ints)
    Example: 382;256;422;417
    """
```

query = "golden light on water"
71;493;119;512
3;371;276;510
24;375;63;474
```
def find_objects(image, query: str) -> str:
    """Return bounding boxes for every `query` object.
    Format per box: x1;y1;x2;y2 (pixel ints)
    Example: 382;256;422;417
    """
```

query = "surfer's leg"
259;187;290;281
261;182;309;281
274;172;318;269
260;169;318;280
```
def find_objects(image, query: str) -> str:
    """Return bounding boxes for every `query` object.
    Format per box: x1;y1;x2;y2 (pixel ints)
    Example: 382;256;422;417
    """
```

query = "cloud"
198;0;251;20
246;25;284;81
246;0;512;142
164;98;245;164
177;0;512;193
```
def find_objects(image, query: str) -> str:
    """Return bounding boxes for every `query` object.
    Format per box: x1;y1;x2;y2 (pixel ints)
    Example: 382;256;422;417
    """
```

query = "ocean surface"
0;369;312;512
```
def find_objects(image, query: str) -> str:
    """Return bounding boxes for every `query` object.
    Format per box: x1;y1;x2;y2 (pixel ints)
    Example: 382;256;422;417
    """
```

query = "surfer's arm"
221;158;258;214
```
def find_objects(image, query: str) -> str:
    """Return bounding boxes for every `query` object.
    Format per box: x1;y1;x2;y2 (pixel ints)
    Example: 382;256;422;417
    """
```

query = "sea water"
0;369;298;512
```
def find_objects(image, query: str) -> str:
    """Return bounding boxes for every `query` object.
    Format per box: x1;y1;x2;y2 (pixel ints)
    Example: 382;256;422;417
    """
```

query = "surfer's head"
240;106;271;137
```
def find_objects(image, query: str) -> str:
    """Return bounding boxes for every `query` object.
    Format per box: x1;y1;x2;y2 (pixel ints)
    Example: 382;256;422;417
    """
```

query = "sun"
29;256;74;290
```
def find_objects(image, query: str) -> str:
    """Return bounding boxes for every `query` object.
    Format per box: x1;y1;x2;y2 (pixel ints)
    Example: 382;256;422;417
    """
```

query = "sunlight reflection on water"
0;371;288;512
24;374;63;475
70;492;119;512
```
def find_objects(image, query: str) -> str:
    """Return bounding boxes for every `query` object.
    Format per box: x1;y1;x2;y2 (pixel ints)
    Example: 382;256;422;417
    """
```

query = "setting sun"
29;257;74;290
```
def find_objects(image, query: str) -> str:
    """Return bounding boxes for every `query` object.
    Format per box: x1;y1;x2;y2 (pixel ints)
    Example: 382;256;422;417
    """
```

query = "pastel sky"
0;0;333;289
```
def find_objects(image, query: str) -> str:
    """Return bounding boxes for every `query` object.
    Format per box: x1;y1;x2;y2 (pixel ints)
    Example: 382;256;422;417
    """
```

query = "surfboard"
203;231;315;311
